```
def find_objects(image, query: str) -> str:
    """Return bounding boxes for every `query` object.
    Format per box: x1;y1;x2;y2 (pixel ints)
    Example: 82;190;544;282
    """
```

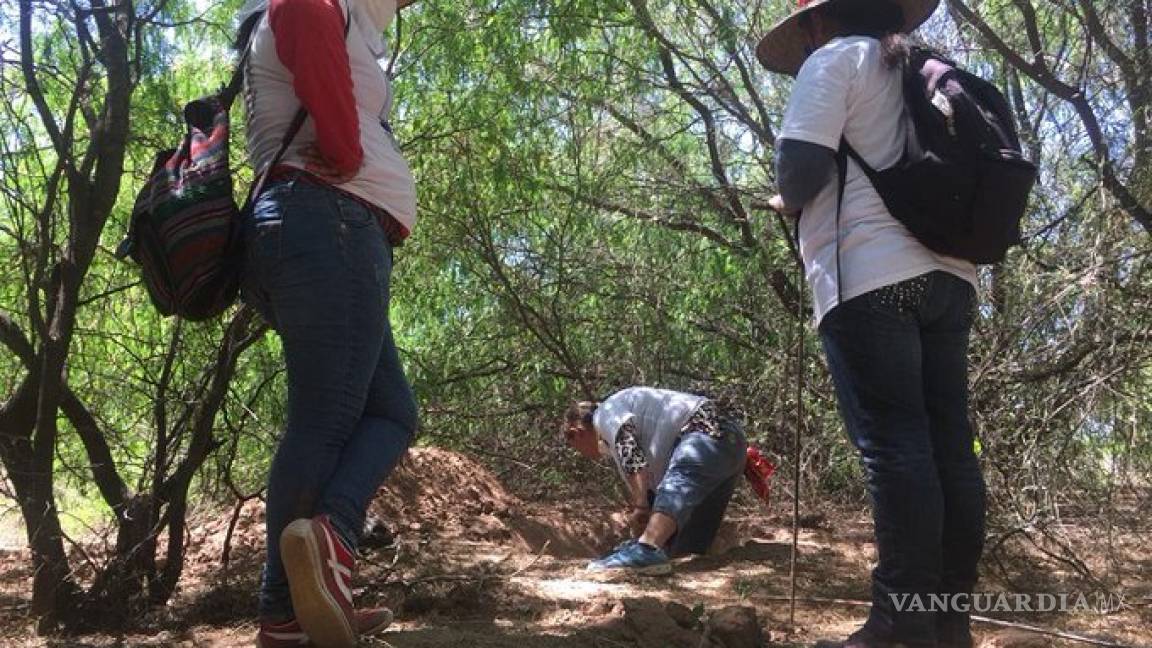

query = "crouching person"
563;387;747;575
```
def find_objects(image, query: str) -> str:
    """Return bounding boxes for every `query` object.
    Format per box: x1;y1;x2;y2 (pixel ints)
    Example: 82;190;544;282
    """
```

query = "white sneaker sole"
280;520;356;648
634;563;673;576
586;562;673;578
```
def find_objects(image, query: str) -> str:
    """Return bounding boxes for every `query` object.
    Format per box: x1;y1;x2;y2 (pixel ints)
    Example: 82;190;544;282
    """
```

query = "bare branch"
628;0;757;247
547;182;748;251
18;0;73;169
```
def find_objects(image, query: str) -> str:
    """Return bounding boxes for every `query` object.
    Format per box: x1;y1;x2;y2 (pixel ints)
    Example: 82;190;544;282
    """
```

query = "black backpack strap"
236;10;353;217
238;108;308;216
835;138;888;306
834;140;849;307
841;139;880;185
218;49;250;111
219;11;263;111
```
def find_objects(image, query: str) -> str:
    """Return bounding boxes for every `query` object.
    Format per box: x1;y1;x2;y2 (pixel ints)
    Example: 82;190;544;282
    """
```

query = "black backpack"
838;46;1038;265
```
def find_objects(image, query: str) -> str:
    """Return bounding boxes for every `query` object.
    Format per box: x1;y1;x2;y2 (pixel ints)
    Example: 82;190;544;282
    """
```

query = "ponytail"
881;33;912;69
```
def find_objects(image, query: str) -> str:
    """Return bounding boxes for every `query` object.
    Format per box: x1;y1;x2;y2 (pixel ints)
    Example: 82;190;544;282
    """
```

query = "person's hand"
768;194;799;217
628;507;651;537
301;145;358;185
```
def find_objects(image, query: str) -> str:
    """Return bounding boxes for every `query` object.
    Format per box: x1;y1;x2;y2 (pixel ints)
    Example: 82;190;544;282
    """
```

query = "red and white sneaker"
256;618;309;647
355;607;394;636
280;515;357;648
256;608;394;647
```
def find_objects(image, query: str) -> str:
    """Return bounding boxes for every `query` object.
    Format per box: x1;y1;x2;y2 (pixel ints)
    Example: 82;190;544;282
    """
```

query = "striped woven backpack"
117;16;304;321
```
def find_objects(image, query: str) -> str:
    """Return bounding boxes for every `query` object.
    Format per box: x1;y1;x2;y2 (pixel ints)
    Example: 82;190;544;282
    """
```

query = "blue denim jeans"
241;177;418;620
651;419;748;556
819;271;985;647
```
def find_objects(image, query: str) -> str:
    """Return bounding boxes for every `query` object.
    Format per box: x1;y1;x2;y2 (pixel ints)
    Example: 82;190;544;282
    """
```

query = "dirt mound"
374;447;522;523
380;598;768;648
368;447;621;558
181;500;265;585
181;447;623;578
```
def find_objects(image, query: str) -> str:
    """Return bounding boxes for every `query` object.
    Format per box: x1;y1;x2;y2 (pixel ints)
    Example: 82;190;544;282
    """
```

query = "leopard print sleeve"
614;421;648;474
682;401;725;439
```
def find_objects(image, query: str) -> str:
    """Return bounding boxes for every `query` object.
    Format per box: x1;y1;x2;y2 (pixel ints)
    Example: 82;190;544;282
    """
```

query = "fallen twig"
509;540;550;577
759;596;1140;648
388;539;551;589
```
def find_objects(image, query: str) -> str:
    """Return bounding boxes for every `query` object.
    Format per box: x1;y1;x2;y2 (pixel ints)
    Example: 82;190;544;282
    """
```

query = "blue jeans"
241;177;418;620
651;420;748;556
820;271;985;647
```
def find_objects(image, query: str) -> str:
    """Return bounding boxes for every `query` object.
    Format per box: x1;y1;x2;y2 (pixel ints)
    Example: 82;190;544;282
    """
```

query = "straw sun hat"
756;0;940;76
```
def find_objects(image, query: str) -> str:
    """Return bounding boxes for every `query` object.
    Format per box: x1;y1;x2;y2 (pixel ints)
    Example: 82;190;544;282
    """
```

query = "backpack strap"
236;11;353;217
834;137;898;307
841;140;881;185
219;49;250;111
834;141;849;307
238;109;308;217
219;11;263;111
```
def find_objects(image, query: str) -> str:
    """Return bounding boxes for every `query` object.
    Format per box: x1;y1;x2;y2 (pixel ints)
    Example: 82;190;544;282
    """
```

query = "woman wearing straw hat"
236;0;420;645
760;1;985;647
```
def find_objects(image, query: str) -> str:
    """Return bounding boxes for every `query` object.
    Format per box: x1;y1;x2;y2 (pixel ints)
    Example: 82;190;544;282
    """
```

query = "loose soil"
1;448;1149;647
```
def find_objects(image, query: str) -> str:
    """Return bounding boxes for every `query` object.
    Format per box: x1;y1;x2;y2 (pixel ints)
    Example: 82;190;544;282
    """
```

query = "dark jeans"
819;271;985;647
652;419;748;556
241;177;418;620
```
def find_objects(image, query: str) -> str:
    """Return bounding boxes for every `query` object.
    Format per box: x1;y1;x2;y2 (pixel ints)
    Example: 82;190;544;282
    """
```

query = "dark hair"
813;0;911;68
561;401;598;442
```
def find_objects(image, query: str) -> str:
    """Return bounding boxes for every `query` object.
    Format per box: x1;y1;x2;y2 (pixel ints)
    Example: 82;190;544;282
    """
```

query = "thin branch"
628;0;756;247
547;182;748;251
759;596;1137;648
18;0;72;168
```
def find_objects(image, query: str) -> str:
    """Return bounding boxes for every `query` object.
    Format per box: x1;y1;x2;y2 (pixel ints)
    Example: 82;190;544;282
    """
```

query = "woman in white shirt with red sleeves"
235;0;418;645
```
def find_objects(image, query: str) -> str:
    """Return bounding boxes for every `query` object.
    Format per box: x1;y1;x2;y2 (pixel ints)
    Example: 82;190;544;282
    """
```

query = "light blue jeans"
241;176;418;620
651;419;747;556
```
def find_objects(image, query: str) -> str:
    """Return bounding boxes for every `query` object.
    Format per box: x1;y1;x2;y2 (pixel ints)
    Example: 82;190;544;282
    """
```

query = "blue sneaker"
587;541;671;575
605;538;637;555
591;538;638;564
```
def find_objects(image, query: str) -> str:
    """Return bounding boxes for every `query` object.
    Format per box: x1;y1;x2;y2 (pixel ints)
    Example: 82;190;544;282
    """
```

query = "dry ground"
1;448;1149;647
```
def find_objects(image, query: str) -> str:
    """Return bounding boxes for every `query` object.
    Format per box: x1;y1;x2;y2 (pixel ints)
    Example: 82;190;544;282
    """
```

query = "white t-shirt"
592;387;708;485
243;1;417;233
778;36;977;326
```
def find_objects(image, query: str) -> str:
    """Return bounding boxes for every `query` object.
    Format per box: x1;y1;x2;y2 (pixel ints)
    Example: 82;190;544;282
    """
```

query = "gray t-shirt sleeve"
776;138;837;211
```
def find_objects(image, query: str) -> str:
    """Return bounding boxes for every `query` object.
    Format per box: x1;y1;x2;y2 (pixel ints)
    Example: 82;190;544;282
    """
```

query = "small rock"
798;513;826;529
583;600;618;617
620;597;702;648
664;601;699;629
707;606;764;648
